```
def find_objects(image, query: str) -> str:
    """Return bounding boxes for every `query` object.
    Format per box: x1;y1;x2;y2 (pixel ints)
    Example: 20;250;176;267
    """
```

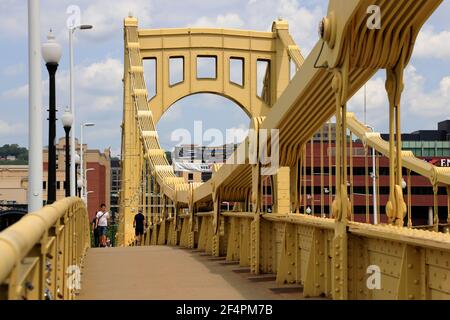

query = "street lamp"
77;179;83;198
84;168;95;205
85;190;94;209
69;23;93;197
42;29;62;205
401;177;407;189
222;201;230;211
61;110;73;197
80;122;95;198
366;125;378;224
74;153;80;196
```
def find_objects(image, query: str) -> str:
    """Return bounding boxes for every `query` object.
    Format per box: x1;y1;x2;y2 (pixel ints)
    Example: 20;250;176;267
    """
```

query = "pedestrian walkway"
78;246;312;300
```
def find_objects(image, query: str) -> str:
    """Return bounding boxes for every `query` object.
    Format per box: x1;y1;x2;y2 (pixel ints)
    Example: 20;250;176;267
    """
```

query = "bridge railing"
0;197;90;300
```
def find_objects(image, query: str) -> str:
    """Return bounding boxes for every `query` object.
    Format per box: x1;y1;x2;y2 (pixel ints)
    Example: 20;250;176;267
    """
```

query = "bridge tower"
119;15;303;246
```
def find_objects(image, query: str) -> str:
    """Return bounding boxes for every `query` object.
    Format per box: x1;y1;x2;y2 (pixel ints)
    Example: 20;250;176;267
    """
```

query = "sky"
0;0;450;156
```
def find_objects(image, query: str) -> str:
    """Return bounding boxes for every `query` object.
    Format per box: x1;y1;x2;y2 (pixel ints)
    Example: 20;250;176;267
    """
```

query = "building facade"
172;144;237;183
287;120;450;226
110;157;121;219
0;138;111;220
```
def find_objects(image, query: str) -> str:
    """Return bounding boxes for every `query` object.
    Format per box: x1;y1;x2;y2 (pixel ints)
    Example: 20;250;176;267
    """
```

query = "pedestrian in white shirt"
95;203;110;247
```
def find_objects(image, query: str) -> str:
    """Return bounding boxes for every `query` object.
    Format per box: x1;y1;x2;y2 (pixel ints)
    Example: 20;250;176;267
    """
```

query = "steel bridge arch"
135;20;304;124
160;91;253;123
120;16;304;245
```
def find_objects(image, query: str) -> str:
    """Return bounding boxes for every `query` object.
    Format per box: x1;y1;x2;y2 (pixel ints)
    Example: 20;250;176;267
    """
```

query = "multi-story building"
0;165;29;205
167;121;448;225
290;120;450;226
110;157;121;220
0;138;111;221
172;144;237;183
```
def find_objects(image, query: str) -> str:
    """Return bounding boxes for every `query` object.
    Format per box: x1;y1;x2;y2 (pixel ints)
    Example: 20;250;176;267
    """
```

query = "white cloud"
0;0;27;37
81;0;152;41
348;66;450;132
0;57;123;149
75;58;123;95
1;58;122;105
0;120;26;136
415;27;450;59
246;0;324;54
226;124;249;144
404;65;450;119
110;147;121;158
1;84;28;100
161;107;183;123
348;76;388;128
0;0;152;42
189;13;244;28
2;64;25;77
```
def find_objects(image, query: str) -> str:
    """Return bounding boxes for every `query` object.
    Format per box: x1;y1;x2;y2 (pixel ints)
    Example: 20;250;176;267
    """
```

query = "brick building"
0;138;111;220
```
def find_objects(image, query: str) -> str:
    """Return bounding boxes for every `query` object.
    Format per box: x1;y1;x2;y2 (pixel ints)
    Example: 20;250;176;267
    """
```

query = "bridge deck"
78;246;313;300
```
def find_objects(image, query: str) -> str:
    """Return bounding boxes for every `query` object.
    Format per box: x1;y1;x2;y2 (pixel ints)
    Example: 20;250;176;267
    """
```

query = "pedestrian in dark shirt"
92;216;99;247
133;210;146;246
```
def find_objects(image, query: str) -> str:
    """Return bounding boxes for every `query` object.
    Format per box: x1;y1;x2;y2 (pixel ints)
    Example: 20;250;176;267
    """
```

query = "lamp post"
28;0;44;212
77;179;83;198
61;110;73;197
42;30;62;205
366;125;378;224
69;23;93;197
85;190;94;209
84;168;95;205
80;122;95;199
74;153;80;196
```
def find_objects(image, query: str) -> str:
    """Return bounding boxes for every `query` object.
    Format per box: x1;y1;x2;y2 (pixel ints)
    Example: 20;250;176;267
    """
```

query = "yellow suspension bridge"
1;0;450;300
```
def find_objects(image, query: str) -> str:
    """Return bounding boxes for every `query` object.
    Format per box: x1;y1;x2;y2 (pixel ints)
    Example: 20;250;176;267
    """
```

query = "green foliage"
0;160;28;165
90;224;118;247
0;144;28;162
165;151;172;164
107;224;118;247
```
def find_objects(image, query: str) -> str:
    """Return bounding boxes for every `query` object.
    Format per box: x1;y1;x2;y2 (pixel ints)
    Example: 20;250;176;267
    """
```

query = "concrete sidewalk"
78;246;307;300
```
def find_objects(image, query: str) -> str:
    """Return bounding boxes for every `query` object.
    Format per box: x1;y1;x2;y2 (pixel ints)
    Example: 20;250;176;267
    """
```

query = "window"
43;181;46;190
414;149;422;157
57;181;61;190
256;59;270;103
169;57;184;86
197;56;217;79
201;172;212;182
290;58;297;80
188;173;194;182
229;57;244;86
143;58;157;99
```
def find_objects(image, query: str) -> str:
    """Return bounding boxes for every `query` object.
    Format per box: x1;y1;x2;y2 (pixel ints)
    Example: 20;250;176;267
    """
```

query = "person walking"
95;204;110;248
133;210;146;246
91;216;99;247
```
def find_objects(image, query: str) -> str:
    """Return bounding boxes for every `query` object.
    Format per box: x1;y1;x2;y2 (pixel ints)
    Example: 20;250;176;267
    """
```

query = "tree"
0;144;28;163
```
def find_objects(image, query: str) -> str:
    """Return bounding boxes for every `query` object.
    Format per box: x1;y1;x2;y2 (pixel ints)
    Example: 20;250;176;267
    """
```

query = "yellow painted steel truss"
117;0;450;300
